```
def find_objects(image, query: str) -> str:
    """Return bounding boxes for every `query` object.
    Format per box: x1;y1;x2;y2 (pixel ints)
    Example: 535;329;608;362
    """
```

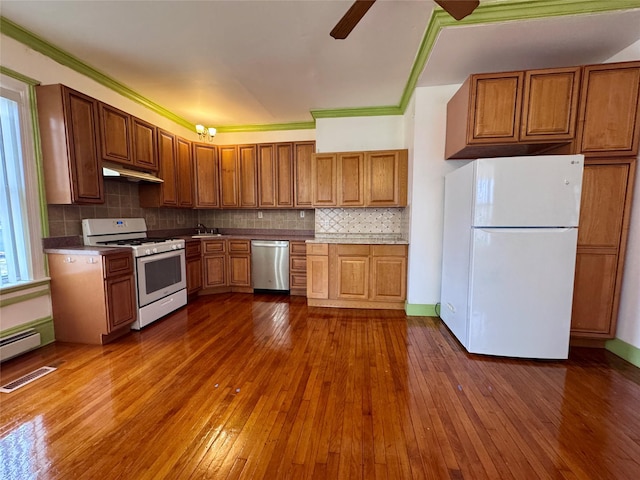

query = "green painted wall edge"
311;106;403;120
0;16;194;131
0;65;38;85
0;316;55;346
0;279;50;295
0;287;50;307
606;338;640;369
216;121;316;133
405;303;438;317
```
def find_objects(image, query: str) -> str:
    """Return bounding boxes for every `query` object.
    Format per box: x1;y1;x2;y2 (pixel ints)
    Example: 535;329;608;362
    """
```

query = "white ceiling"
2;1;640;129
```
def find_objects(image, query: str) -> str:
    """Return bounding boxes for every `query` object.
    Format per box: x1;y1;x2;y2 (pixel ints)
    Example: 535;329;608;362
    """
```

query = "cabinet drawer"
307;243;328;255
103;252;133;278
290;241;307;256
290;256;307;272
290;273;307;289
372;245;407;257
228;240;250;253
185;240;202;258
334;244;370;256
203;240;226;254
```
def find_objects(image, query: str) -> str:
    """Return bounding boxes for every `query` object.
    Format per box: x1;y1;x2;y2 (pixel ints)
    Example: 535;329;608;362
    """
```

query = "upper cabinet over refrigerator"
472;155;584;228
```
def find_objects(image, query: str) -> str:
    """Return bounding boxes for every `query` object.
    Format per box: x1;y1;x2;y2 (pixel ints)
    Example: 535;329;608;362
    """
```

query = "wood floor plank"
2;293;640;479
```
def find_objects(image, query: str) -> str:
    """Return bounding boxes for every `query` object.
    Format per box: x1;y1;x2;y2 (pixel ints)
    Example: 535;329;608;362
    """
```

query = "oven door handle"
137;249;185;265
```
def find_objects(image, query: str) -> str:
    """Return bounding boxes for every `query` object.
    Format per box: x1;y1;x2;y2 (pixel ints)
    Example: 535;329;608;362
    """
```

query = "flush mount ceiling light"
196;124;217;142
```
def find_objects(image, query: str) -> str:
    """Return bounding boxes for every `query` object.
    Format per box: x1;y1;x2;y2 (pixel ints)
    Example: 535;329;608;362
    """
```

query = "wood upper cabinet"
131;117;158;171
238;144;258;208
446;68;579;159
521;67;580;142
294;141;315;208
366;150;408;207
312;149;408;207
338;152;365;206
312;153;338;206
176;137;193;207
99;103;131;164
219;145;239;208
36;84;103;204
48;250;136;344
577;61;640;157
257;143;294;208
193;143;219;208
571;159;636;339
139;129;178;207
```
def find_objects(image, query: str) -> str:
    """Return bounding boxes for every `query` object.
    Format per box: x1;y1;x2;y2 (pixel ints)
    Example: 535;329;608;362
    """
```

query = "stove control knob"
172;244;177;250
145;249;151;255
152;247;158;254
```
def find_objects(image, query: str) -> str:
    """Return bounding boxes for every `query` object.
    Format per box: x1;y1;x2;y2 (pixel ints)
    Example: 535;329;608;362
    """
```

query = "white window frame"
0;72;47;288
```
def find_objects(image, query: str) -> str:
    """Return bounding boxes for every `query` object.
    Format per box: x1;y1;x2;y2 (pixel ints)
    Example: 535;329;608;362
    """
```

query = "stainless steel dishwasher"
251;240;290;291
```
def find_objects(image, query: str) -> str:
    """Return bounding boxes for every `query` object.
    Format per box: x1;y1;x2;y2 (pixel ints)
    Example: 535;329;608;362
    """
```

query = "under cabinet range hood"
102;162;164;183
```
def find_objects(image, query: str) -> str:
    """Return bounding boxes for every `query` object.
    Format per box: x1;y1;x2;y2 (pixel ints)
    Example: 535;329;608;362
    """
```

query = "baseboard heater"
0;329;41;362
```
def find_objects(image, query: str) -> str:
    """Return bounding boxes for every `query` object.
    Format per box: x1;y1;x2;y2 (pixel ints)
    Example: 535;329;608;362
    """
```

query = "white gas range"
82;218;187;330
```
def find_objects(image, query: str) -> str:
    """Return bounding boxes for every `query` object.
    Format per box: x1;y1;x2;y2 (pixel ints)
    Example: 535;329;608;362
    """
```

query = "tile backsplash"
315;208;408;239
47;179;314;237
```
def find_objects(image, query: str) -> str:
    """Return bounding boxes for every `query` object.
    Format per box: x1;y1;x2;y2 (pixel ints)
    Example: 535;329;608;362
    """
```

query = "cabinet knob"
87;257;98;264
64;257;75;263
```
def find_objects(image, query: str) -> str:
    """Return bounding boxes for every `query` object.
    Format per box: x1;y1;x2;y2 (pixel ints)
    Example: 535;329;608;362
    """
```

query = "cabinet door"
577;62;640;156
157;129;178;206
307;254;329;299
187;257;203;295
294;142;315;207
219;145;239;207
276;143;294;207
330;244;370;300
99;103;131;165
193;143;219;208
469;72;523;144
312;153;337;206
105;275;136;331
338;152;365;206
204;255;226;288
521;67;580;142
370;256;407;302
258;144;277;207
131;117;158;171
366;150;408;207
229;255;251;287
238;144;258;208
65;88;104;203
177;137;193;207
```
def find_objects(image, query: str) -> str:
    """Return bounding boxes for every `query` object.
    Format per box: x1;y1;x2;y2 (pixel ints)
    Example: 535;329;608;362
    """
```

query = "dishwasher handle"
251;240;290;248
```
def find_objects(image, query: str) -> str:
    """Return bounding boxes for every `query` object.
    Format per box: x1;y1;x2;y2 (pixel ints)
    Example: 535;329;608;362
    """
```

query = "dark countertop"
44;245;133;256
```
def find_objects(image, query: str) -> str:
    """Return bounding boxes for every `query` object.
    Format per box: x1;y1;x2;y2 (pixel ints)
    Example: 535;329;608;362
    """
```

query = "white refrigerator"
440;155;584;359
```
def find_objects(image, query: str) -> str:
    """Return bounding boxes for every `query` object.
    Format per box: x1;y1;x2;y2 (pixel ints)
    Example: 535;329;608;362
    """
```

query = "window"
0;73;46;288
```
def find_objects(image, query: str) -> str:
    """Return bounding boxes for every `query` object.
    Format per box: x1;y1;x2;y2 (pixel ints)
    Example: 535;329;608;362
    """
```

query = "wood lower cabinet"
47;250;136;344
36;84;103;204
307;243;407;309
185;239;202;296
571;159;636;339
228;240;251;289
289;241;307;296
202;240;227;288
201;239;251;293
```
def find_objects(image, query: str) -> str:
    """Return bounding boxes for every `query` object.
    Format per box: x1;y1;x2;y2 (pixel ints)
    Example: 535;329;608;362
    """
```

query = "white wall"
606;40;640;349
315;116;405;152
213;129;315;145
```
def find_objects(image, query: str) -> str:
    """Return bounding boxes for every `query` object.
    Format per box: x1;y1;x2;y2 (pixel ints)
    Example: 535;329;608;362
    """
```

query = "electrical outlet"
299;211;305;218
257;211;263;219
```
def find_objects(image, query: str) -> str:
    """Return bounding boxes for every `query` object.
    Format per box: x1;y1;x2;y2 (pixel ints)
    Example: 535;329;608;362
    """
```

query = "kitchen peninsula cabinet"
445;67;580;159
306;243;407;309
47;249;136;344
139;129;178;207
193;143;219;208
36;84;104;204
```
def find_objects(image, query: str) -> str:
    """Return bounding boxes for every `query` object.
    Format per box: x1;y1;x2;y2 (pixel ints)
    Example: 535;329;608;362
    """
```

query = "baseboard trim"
605;338;640;368
405;303;438;317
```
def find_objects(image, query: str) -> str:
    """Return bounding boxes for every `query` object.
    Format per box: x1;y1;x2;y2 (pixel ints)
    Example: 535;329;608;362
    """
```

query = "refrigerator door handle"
477;227;575;234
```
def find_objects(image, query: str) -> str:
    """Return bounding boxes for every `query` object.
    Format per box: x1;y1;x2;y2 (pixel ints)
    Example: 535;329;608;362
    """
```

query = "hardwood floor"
1;293;640;479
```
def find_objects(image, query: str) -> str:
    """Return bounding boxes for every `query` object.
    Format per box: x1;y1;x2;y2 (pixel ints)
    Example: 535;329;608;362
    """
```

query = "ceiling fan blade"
434;0;480;21
330;0;377;39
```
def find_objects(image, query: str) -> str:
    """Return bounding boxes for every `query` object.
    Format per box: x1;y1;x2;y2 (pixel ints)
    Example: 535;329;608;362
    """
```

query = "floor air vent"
0;329;41;361
0;366;56;393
